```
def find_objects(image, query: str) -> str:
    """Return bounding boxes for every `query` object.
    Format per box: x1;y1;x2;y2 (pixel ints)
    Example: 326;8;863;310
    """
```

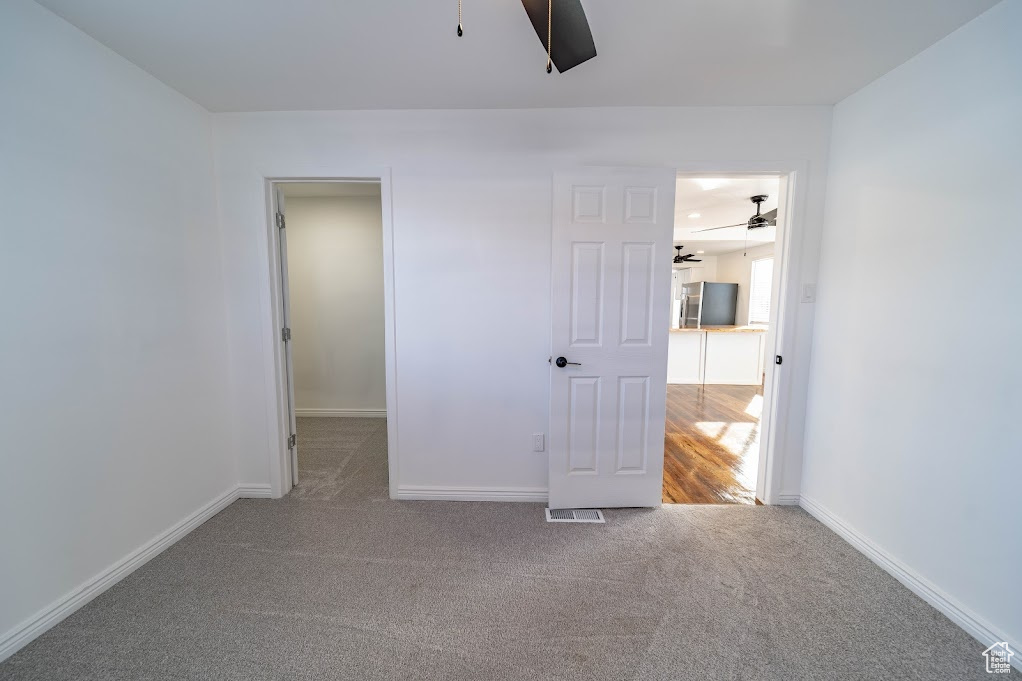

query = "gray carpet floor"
0;418;994;680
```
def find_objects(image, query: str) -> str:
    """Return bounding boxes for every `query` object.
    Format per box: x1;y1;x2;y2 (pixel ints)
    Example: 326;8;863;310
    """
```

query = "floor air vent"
545;508;605;523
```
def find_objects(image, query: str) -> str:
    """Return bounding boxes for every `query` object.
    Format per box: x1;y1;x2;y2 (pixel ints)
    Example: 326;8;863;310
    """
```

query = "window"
749;257;774;324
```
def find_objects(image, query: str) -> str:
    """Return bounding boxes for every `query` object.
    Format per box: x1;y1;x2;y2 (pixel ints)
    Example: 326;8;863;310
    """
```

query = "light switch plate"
801;283;817;303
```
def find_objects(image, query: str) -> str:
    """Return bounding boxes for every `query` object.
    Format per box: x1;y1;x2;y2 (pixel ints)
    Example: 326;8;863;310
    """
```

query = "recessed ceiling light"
696;250;705;254
688;213;701;219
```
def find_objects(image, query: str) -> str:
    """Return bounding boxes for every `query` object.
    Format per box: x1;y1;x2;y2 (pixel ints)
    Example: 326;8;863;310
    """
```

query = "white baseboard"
237;483;274;499
0;485;240;664
800;495;1020;670
396;485;548;503
295;409;386;418
775;493;801;506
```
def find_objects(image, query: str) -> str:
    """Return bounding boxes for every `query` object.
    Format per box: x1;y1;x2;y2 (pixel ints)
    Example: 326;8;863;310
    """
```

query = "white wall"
212;106;832;499
717;244;775;326
287;195;386;413
676;255;718;284
0;0;236;656
802;0;1021;653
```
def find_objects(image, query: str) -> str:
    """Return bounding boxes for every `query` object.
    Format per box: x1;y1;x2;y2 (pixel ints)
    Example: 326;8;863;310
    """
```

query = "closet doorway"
270;180;394;493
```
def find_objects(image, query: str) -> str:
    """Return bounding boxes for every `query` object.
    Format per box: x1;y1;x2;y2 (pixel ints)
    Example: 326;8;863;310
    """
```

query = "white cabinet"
669;270;684;329
703;332;765;385
666;329;766;385
667;331;704;384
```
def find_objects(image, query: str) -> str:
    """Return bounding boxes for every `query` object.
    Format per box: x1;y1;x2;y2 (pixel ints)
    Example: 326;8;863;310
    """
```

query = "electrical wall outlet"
532;433;545;452
801;283;817;303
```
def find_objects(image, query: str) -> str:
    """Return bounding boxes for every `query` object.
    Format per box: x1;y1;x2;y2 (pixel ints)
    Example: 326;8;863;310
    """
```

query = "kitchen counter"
670;325;767;334
667;326;767;385
704;325;768;334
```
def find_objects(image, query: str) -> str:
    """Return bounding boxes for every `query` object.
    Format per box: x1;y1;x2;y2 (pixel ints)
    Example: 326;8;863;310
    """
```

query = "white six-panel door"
548;168;676;509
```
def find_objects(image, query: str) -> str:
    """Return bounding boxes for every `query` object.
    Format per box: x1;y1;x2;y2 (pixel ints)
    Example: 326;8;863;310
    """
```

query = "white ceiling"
674;176;780;256
35;0;997;112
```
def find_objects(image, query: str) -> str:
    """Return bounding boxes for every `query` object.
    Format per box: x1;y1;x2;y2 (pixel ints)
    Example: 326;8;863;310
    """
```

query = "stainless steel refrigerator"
681;282;739;328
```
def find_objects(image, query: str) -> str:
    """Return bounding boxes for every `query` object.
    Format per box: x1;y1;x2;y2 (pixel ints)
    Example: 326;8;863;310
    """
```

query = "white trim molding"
800;495;1021;670
396;485;548;503
294;409;386;418
237;484;274;498
0;486;240;663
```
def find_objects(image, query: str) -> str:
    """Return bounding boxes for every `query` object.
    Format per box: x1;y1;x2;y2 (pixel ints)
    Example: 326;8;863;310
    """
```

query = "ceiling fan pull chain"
546;0;553;73
457;0;463;36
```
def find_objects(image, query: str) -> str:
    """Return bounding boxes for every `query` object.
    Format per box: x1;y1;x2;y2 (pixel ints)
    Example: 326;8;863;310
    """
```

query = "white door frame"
264;173;399;498
671;162;806;505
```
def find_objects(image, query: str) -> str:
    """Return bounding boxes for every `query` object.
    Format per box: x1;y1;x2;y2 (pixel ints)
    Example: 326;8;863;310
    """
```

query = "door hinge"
775;355;783;365
282;327;291;342
288;433;297;449
275;212;285;229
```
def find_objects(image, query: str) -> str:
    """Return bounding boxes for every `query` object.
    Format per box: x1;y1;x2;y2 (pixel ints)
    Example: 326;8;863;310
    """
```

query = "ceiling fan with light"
456;0;597;73
695;195;777;233
673;246;702;265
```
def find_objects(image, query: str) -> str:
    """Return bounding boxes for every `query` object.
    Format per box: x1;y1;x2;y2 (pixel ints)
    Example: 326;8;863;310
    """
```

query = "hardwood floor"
662;383;763;505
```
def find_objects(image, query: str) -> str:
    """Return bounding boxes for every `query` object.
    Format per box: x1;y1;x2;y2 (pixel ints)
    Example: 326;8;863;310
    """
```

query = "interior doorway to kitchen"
663;175;786;504
270;180;392;493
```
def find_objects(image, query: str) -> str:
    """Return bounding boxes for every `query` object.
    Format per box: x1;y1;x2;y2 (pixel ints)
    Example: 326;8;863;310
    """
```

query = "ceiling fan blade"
693;223;747;233
686;258;702;262
521;0;597;72
760;208;778;222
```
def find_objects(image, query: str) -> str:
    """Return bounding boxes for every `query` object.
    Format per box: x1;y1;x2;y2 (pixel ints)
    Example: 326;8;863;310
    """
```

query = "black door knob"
554;356;581;368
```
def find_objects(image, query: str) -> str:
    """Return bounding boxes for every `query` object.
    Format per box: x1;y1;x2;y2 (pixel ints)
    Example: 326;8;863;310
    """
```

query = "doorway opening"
270;180;393;494
663;174;786;504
